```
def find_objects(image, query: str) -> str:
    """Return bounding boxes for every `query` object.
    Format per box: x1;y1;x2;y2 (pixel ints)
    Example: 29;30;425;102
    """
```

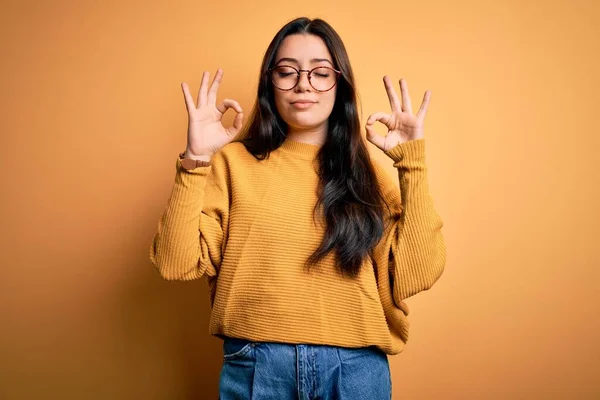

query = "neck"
285;123;327;146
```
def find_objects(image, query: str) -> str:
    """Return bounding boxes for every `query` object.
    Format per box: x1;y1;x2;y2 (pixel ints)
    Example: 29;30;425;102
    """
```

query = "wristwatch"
179;152;212;170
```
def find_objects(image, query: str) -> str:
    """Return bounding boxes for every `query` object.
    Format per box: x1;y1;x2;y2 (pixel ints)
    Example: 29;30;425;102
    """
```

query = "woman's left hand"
365;76;431;151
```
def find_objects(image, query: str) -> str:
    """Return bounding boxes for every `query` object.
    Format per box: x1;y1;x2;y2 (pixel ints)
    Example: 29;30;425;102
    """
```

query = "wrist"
182;150;212;162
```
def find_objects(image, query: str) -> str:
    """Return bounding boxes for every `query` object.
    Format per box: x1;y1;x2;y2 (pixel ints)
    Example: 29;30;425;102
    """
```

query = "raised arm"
150;69;242;280
367;76;446;305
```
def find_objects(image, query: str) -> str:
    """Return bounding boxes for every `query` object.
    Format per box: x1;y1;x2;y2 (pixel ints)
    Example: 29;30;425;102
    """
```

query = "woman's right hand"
181;69;243;160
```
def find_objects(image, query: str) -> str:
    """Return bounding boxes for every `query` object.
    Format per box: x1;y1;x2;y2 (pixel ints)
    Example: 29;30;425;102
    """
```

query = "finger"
207;68;223;106
366;112;392;127
217;99;244;136
365;123;386;149
383;76;402;113
228;112;244;136
417;90;431;120
181;82;196;112
217;99;243;115
197;71;209;107
400;79;413;114
365;112;391;149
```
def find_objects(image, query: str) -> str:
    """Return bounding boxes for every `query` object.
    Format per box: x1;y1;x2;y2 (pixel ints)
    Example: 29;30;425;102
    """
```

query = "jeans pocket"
222;337;257;362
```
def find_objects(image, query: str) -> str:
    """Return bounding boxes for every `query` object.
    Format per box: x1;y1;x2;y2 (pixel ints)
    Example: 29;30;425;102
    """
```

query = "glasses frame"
268;65;342;92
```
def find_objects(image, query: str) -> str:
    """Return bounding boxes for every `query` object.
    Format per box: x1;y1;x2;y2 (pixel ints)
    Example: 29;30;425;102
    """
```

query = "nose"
295;70;312;92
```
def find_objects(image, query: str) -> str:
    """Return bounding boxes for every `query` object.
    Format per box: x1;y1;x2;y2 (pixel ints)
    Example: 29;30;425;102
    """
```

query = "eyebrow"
275;57;334;67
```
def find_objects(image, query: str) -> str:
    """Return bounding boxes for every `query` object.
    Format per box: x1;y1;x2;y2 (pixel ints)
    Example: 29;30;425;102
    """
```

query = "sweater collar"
278;137;322;160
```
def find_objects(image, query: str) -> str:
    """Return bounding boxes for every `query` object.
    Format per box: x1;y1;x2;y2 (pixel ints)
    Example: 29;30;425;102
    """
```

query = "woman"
150;17;446;400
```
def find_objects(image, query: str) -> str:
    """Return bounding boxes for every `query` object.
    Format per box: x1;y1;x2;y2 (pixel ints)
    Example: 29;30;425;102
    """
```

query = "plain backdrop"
1;0;598;399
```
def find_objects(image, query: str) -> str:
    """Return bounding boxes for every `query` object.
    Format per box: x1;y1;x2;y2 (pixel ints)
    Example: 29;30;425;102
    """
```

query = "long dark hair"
240;17;389;279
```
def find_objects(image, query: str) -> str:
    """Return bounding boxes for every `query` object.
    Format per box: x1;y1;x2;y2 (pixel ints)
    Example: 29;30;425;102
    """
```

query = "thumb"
365;121;386;150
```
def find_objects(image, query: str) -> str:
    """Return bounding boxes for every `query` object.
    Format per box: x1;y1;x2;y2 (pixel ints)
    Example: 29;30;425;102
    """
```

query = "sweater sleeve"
149;153;230;281
374;139;446;307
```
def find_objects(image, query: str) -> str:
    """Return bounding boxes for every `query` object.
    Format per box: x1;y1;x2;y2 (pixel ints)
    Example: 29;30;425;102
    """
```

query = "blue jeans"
219;336;392;400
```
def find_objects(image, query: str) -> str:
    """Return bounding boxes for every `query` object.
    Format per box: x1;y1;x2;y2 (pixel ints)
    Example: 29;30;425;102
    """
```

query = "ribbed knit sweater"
149;137;445;355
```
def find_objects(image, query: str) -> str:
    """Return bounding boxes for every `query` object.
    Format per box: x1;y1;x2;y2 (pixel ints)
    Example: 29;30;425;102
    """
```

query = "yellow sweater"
149;137;445;355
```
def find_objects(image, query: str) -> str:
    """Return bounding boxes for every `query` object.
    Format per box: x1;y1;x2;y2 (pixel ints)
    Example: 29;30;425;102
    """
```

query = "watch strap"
179;152;212;170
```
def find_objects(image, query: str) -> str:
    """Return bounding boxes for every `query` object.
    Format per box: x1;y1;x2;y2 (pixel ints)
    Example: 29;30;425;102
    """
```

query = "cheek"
323;92;336;112
274;92;288;116
315;93;336;120
272;93;298;119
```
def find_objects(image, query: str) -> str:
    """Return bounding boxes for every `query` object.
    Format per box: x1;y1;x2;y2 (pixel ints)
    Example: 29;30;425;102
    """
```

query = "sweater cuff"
383;138;426;164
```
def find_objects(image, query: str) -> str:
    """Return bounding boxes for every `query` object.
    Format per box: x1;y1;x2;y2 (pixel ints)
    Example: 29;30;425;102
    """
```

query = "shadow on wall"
118;242;222;398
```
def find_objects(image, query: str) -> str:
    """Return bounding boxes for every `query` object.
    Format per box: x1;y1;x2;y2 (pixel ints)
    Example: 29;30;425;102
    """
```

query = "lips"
290;101;316;109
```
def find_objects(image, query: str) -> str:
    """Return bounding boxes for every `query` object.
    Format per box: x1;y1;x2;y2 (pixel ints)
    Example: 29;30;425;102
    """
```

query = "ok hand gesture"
366;77;431;151
181;69;243;159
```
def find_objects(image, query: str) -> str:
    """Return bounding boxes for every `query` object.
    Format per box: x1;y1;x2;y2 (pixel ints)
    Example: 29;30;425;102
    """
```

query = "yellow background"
1;0;598;398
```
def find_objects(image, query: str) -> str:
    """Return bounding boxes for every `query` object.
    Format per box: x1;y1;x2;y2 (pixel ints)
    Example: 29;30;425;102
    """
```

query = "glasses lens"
271;66;338;91
310;67;337;91
271;66;298;90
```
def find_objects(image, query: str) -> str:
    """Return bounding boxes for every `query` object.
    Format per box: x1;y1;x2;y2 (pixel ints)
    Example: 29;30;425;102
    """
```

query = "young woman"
150;17;446;400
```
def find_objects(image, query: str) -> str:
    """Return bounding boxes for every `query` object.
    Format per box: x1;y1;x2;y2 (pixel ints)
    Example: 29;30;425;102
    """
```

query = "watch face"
181;158;197;170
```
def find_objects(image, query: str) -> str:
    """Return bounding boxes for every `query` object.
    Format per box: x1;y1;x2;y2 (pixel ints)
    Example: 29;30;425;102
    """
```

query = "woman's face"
271;34;337;133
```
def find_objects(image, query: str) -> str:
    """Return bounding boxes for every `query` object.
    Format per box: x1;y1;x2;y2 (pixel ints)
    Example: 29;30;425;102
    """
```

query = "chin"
285;114;326;128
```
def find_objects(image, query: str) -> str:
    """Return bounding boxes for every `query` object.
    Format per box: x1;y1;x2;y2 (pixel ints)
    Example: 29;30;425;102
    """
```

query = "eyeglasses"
268;65;342;92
